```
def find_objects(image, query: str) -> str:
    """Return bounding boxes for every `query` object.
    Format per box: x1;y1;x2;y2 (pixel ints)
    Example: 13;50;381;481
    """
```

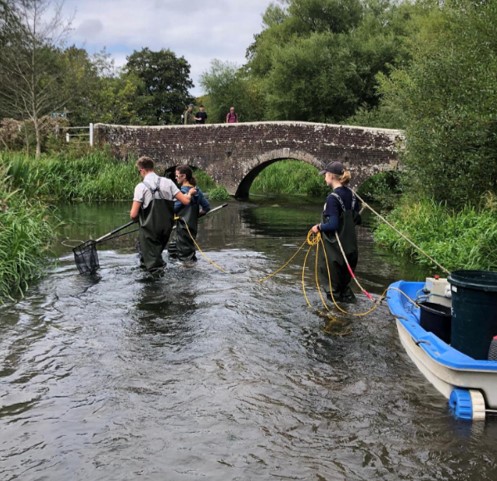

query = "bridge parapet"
94;121;404;197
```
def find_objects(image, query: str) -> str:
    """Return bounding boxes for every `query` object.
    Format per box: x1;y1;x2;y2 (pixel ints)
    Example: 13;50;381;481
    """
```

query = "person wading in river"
311;161;361;303
168;165;211;263
130;156;196;271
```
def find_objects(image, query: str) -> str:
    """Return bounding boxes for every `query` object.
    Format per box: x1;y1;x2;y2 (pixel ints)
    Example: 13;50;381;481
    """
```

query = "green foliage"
357;171;405;209
125;48;194;125
378;0;497;208
238;0;415;123
251;160;328;197
194;170;217;191
0;170;56;302
374;198;497;271
208;186;230;201
0;150;136;202
200;60;265;123
0;0;73;157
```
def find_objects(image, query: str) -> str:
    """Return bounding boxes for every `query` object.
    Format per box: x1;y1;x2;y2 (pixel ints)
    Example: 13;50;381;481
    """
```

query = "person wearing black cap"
311;161;361;303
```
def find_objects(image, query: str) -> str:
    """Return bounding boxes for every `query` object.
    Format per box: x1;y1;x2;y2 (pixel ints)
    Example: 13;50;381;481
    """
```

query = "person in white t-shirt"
130;156;196;271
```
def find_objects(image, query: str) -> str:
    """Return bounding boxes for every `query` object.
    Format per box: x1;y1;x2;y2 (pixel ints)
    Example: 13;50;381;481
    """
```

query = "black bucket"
448;270;497;360
419;301;451;344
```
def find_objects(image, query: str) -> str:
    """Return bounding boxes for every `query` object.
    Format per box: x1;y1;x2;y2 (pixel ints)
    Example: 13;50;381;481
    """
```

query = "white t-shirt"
133;172;180;209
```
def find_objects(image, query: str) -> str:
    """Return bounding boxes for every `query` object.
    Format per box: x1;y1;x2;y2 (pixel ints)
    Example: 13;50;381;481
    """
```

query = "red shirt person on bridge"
225;106;238;123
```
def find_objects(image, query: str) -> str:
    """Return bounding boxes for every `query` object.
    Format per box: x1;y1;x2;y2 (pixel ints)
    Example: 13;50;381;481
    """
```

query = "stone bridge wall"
94;121;404;197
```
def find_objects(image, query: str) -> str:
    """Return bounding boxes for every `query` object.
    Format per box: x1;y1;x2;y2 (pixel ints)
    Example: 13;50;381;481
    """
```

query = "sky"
61;0;276;97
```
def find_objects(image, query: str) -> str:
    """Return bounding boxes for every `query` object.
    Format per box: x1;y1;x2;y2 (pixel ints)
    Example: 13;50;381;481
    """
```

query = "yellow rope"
181;219;228;273
352;190;450;275
308;230;386;318
178;216;389;319
258;238;309;283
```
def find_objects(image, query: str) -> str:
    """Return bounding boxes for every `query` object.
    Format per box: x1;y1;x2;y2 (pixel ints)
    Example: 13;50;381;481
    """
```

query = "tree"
124;48;194;125
200;60;265;123
57;46;102;126
379;0;497;208
243;0;413;123
0;0;72;157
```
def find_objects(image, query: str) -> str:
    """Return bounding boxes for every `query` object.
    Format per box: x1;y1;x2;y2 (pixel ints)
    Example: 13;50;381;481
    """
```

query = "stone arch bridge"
94;121;404;198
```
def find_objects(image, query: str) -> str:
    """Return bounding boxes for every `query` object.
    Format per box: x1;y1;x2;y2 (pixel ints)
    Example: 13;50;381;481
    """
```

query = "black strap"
142;178;165;200
331;190;357;211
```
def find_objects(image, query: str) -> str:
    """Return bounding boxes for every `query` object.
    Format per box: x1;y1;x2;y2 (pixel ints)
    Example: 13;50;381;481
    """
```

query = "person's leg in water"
340;252;358;303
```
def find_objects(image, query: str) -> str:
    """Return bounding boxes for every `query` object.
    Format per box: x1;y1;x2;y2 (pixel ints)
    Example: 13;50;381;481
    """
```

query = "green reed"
0;176;56;302
0;150;137;202
374;198;497;272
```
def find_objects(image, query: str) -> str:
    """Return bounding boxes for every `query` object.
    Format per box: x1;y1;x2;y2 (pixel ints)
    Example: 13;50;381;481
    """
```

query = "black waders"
138;179;175;271
318;192;360;303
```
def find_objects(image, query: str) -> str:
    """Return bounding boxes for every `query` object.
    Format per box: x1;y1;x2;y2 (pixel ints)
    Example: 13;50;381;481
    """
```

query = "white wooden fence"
65;123;94;146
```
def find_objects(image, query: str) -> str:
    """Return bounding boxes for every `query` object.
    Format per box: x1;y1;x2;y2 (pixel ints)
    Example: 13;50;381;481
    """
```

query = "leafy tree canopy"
124;48;194;125
379;0;497;208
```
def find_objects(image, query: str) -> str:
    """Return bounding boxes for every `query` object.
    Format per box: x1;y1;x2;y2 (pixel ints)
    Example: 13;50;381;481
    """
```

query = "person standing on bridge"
183;104;195;125
168;165;210;263
194;105;208;124
225;106;238;123
311;161;361;303
130;156;196;271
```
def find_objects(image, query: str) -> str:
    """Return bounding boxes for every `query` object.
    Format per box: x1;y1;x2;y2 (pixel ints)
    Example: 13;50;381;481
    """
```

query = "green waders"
138;180;174;271
168;203;199;262
318;194;359;302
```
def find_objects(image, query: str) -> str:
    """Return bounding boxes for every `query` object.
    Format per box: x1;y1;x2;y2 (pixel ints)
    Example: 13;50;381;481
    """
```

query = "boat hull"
387;280;497;416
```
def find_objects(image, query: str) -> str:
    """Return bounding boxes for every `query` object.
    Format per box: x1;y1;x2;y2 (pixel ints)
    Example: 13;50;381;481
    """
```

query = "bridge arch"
233;149;322;199
94;121;404;198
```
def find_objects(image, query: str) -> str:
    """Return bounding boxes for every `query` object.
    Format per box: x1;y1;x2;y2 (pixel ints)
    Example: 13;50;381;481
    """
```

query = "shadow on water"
1;198;496;481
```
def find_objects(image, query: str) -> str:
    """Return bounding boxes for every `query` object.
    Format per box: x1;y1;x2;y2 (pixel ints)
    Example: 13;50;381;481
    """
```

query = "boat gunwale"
387;280;497;373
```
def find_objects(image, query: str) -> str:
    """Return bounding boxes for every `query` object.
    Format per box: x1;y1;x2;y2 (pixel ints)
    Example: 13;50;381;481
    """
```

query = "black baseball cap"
319;161;344;175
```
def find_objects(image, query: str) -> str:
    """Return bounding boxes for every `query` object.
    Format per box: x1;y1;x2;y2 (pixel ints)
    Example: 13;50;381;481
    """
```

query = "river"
1;199;496;481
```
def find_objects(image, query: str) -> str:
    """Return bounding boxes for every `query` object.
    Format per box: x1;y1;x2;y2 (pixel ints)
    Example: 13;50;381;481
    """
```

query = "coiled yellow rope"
178;216;387;318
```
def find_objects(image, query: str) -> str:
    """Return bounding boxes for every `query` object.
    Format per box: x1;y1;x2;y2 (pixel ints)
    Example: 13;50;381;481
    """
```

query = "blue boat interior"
386;280;497;372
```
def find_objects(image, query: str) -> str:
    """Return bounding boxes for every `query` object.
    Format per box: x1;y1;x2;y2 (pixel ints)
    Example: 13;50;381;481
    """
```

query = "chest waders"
138;179;174;270
168;201;199;262
318;192;359;302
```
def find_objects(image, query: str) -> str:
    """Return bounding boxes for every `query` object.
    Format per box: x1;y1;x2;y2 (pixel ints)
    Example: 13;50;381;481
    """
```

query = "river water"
1;199;496;481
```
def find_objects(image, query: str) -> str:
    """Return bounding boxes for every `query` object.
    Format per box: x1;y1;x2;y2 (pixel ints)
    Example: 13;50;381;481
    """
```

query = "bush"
374;198;497;271
208;186;230;201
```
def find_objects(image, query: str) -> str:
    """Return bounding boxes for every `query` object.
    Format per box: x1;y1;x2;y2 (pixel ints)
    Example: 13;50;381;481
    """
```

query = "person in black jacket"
311;161;361;303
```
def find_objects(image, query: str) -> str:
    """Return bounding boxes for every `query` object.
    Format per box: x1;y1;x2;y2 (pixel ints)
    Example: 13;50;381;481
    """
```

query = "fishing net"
72;240;99;274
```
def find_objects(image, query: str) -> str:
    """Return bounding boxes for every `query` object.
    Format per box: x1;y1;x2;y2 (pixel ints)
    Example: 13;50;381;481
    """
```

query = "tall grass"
0;174;56;302
374;198;497;272
0;150;137;202
251;160;328;197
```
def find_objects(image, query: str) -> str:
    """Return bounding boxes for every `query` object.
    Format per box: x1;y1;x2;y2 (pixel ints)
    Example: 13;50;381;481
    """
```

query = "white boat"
386;279;497;421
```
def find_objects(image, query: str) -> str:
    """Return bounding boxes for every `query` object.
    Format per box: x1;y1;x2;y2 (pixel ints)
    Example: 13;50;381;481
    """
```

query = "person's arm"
197;190;210;213
174;187;197;206
311;196;340;233
130;200;141;221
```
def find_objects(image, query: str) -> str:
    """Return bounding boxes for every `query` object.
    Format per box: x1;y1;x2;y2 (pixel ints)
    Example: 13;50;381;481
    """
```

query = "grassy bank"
373;197;497;272
1;150;136;202
0;171;56;301
0;150;137;302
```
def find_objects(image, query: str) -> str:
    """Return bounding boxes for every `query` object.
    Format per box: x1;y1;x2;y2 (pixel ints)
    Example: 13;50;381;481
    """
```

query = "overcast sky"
62;0;276;96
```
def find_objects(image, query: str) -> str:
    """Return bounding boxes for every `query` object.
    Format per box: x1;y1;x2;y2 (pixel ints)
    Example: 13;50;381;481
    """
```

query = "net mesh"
72;240;99;274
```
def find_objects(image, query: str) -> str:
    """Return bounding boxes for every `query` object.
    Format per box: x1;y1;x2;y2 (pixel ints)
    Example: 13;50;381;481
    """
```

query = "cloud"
63;0;273;95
